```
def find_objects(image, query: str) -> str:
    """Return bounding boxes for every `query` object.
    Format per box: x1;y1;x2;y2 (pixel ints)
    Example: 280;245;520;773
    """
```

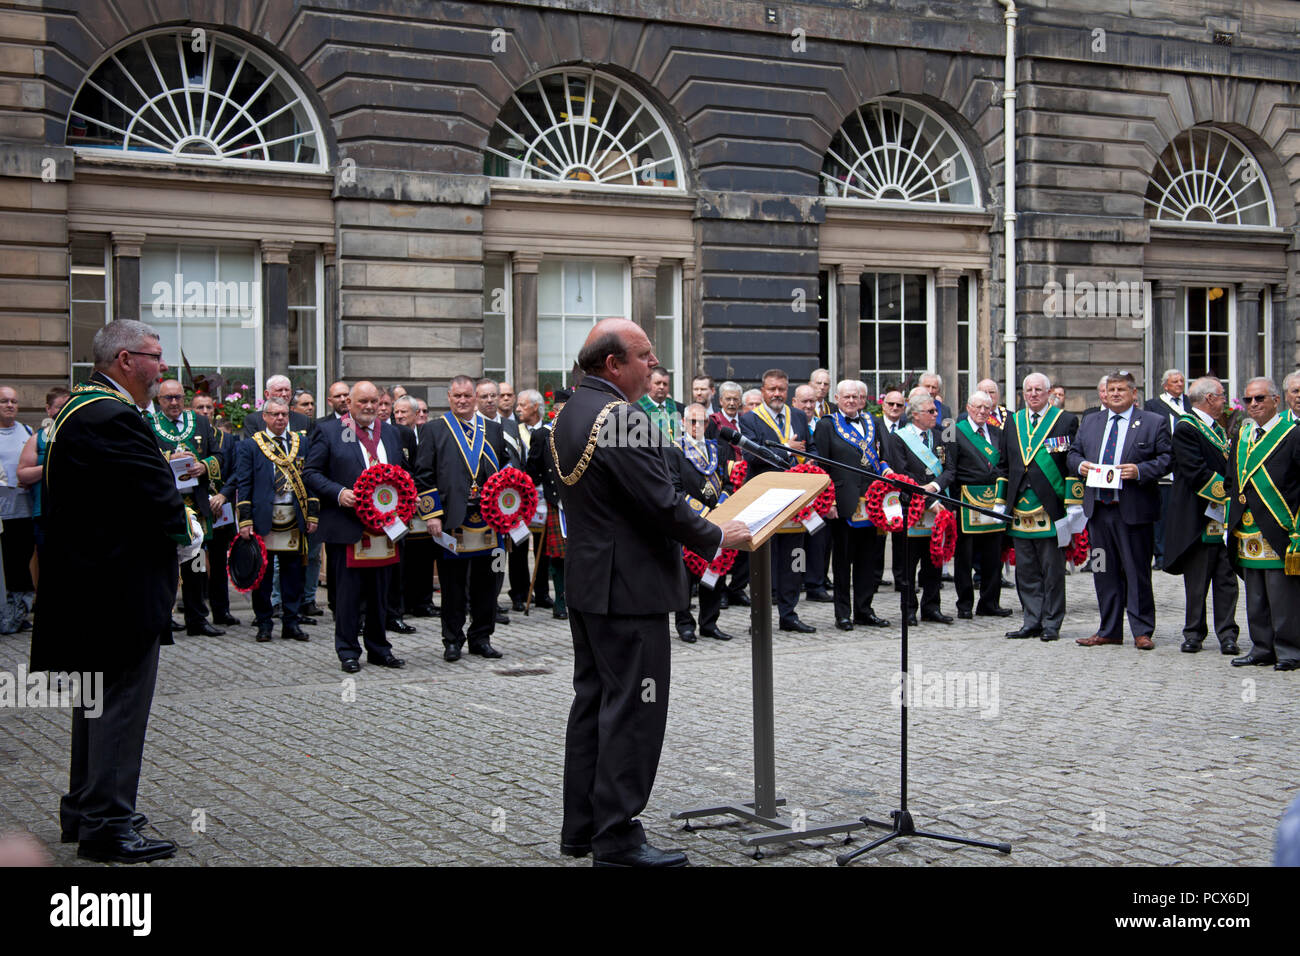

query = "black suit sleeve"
412;423;443;521
102;411;191;544
303;427;345;506
1172;421;1224;501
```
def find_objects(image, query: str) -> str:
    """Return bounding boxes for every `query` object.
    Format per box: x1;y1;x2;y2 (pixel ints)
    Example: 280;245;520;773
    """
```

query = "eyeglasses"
1242;395;1271;404
883;401;904;408
158;394;184;402
126;350;164;360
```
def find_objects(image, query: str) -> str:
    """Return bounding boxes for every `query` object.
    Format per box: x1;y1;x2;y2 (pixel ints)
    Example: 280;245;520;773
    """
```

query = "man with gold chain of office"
1225;377;1300;671
998;371;1082;643
414;374;510;662
151;378;226;638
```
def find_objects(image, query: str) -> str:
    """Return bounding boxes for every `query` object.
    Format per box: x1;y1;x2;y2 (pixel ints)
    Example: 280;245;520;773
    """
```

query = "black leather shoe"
214;612;241;626
469;643;503;659
534;596;555;609
170;618;185;632
62;813;150;844
904;614;918;626
1180;640;1202;653
368;655;405;668
701;627;733;641
921;612;954;625
1221;641;1240;656
1232;653;1276;667
728;592;751;607
835;619;854;631
512;600;525;612
187;622;225;637
1040;632;1060;642
678;630;697;643
940;572;954;582
78;831;176;864
444;644;462;662
779;619;816;633
1000;578;1014;587
387;619;416;634
806;589;833;603
341;659;361;673
560;842;591;858
593;843;688;867
408;604;437;617
855;613;890;628
957;609;973;620
255;625;274;642
299;602;323;617
283;623;309;642
1006;626;1043;639
295;615;316;626
495;611;510;625
1275;660;1300;671
977;607;1014;617
553;608;569;620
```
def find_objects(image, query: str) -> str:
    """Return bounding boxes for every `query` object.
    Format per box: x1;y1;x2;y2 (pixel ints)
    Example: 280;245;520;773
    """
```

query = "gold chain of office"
549;399;624;486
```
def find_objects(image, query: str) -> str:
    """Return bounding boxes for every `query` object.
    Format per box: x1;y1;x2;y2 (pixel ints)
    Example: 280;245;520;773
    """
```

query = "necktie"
922;430;932;451
1030;411;1040;429
278;436;289;455
775;410;785;433
1213;422;1226;441
1255;424;1264;444
1100;414;1120;502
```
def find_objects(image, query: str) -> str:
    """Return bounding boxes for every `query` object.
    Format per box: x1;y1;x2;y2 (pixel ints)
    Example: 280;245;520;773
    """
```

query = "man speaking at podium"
551;318;750;867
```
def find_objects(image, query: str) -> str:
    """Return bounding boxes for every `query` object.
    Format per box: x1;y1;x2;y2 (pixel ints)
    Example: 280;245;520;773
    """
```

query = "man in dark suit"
313;380;350;433
950;389;1012;619
1226;377;1300;670
1145;369;1186;570
920;372;948;425
671;403;737;642
303;381;409;673
1081;374;1110;421
1163;376;1238;655
415;375;509;661
814;379;891;630
190;392;241;626
739;368;815;632
876;388;908;591
234;396;318;642
705;381;748;607
514;389;554;612
637;367;681;444
1069;371;1172;649
554;319;748;866
32;319;197;863
242;374;311;438
999;372;1081;642
392;396;436;618
793;383;833;602
883;388;956;625
691;373;720;414
525;390;567;618
809;368;838;420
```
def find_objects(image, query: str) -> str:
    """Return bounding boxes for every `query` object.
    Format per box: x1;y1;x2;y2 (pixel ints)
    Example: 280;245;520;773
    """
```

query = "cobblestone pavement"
2;564;1296;867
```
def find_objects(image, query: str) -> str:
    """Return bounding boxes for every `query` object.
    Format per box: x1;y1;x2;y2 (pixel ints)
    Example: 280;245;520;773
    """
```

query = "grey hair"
920;371;942;386
92;319;160;367
907;387;936;417
265;374;291;392
967;389;993;407
1097;374;1109;391
517;388;543;407
835;379;866;398
1245;377;1279;399
393;395;416;412
1186;376;1223;405
1022;371;1052;391
718;381;742;398
263;396;291;413
1160;368;1184;388
1282;371;1300;393
742;388;762;403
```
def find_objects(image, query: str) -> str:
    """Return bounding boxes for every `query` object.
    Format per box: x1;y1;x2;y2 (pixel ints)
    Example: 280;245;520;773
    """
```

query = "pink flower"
225;393;241;402
241;403;250;410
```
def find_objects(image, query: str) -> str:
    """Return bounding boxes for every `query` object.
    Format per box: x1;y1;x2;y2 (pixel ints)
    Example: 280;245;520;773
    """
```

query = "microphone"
719;426;791;467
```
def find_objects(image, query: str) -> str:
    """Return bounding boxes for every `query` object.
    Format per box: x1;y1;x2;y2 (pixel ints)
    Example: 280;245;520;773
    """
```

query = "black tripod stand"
762;440;1014;865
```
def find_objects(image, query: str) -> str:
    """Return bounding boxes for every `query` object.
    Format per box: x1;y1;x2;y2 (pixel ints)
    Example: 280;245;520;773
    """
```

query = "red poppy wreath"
353;463;417;534
863;475;928;532
480;467;539;536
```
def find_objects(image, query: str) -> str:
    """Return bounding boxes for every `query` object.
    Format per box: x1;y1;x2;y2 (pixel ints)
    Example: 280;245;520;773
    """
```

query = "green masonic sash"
956;419;1002;534
1236;417;1297;533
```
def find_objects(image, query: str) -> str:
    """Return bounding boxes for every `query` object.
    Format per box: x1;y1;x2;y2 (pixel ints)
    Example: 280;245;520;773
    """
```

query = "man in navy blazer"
1067;371;1172;649
304;381;411;672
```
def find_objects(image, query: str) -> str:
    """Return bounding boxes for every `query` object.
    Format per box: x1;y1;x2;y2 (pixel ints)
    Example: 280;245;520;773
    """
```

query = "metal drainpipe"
997;0;1018;409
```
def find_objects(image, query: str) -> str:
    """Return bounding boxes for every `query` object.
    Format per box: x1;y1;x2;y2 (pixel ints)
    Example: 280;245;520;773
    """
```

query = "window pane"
904;320;925;369
655;263;675;317
538;315;564;369
286;248;314;308
1207;290;1228;332
565;315;592;362
593;260;624;316
654;317;674;376
879;273;900;318
1186;288;1206;331
538;262;562;313
1207;335;1229;381
879;322;901;368
564;261;587;315
1188;334;1208;375
483;311;506;375
71;302;105;365
902;274;924;324
484;261;506;308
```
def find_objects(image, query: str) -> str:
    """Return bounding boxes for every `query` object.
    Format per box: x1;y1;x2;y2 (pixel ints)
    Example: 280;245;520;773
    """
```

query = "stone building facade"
0;0;1296;418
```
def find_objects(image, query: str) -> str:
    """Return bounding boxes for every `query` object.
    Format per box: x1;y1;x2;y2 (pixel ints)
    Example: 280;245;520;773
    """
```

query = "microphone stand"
761;438;1014;865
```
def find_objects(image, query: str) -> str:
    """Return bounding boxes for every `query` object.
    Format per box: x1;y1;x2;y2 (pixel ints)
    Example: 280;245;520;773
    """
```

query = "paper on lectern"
734;487;802;535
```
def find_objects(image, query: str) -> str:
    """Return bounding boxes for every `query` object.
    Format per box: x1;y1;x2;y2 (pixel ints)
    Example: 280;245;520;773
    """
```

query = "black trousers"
1243;567;1300;664
563;609;670;855
255;551;304;627
61;637;161;841
1088;504;1155;640
179;554;211;628
1179;541;1239;647
437;553;498;649
1153;483;1172;563
403;534;436;611
955;530;1003;614
0;516;33;592
830;519;885;621
726;552;749;600
772;531;805;626
675;572;724;633
327;542;393;662
508;535;549;603
901;534;941;617
804;524;832;594
386;541;405;621
208;524;235;617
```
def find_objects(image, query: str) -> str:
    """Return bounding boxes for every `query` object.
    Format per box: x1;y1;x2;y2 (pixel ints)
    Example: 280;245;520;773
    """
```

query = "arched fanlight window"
484;69;683;190
66;31;326;170
821;97;979;207
1145;128;1275;228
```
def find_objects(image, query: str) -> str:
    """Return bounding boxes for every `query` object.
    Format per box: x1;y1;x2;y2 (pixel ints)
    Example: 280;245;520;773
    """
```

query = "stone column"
632;255;661;335
1237;282;1264;384
1271;283;1291;382
836;264;862;384
681;257;699;376
112;232;145;322
322;242;337;388
1150;284;1179;381
935;267;961;414
260;240;293;377
511;251;542;391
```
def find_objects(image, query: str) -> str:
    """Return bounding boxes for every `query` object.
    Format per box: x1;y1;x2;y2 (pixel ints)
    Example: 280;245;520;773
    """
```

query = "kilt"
544;506;567;559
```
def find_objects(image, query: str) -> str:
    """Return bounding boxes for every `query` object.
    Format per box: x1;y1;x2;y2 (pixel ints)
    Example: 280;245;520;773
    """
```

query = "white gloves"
177;511;204;563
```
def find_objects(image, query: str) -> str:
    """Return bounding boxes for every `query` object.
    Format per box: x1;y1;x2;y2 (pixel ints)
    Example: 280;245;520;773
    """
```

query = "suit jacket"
312;411;345;435
883;424;956;498
1225;417;1300;562
303;417;409;545
1165;412;1231;574
814;413;889;517
214;428;241;499
738;404;809;475
670;437;735;511
1067;406;1171;522
637;395;681;443
999;406;1079;523
951;421;1003;489
243;408;311;439
234;431;319;537
524;420;559;504
413;414;508;531
31;371;190;672
1144;393;1189;431
705;410;742;446
552;377;721;615
150;410;221;521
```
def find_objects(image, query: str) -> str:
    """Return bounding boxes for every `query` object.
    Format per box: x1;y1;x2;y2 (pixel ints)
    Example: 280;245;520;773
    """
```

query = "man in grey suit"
1069;371;1172;649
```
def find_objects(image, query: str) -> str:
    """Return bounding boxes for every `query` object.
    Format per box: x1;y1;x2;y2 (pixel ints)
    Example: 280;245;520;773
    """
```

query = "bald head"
350;381;380;427
577;317;657;403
